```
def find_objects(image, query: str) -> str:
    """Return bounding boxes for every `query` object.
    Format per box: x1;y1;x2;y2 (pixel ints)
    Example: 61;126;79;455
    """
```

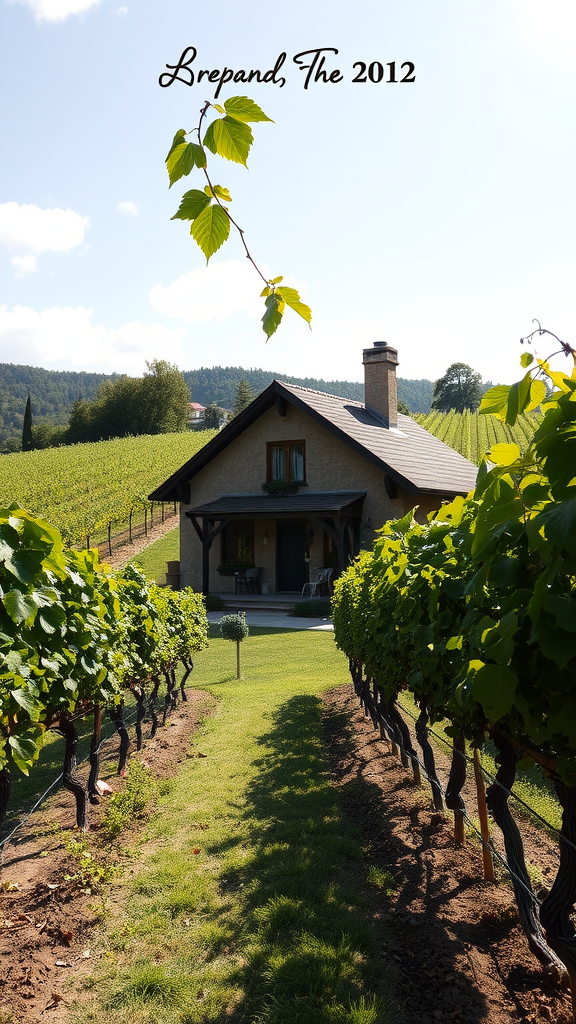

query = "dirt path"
98;514;178;571
321;685;572;1024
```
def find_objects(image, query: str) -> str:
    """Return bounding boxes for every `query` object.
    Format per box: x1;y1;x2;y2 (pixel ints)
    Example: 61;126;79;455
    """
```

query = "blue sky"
1;0;574;386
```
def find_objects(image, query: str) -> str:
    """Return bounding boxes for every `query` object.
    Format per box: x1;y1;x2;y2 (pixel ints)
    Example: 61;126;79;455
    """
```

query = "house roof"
185;490;367;518
188;402;206;411
149;379;478;502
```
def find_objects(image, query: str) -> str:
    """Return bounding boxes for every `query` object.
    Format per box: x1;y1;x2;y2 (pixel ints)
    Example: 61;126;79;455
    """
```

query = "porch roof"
185;490;366;519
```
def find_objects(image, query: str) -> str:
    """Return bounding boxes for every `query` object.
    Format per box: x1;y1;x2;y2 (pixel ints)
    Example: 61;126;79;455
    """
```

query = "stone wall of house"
179;402;406;592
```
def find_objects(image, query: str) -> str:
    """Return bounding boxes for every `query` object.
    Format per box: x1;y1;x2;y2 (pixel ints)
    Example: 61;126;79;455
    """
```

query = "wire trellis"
0;705;140;856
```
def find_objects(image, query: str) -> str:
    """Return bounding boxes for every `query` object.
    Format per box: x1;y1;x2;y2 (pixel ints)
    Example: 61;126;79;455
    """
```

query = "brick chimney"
362;341;399;427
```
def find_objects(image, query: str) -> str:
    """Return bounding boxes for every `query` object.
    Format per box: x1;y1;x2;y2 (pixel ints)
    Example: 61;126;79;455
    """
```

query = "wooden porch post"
188;514;231;597
201;517;210;596
335;516;347;575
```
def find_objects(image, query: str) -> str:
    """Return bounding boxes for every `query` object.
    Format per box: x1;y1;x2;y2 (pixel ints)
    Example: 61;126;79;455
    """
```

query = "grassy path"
73;629;398;1024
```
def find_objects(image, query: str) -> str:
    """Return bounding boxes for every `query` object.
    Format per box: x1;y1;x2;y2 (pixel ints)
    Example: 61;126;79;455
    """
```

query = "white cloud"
11;254;38;276
115;5;128;14
0;305;187;375
10;0;99;22
0;202;90;269
117;200;139;216
149;260;307;323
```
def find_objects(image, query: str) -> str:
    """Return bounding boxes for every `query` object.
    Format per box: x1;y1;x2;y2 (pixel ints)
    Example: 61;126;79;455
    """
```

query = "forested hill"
0;363;117;439
0;361;433;443
183;367;434;415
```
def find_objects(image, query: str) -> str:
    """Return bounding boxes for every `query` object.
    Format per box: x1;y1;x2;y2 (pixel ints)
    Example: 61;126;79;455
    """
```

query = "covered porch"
185;490;366;596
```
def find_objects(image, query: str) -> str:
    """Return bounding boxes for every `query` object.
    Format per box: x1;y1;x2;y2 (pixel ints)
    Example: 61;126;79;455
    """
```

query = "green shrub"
292;598;332;618
205;594;224;611
219;613;249;642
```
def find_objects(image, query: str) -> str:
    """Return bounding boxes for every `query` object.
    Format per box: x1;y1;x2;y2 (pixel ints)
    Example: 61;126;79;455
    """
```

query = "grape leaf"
488;443;521;467
167;142;196;187
4;548;45;585
479;385;510;418
190;204;230;261
171;190;211;221
4;590;37;625
469;663;518;722
190;143;207;169
505;382;520;425
8;734;39;766
275;286;312;326
165;129;187;161
223;96;273;123
204;117;253;166
534;497;576;554
527;378;547;411
11;687;42;721
262;293;285;339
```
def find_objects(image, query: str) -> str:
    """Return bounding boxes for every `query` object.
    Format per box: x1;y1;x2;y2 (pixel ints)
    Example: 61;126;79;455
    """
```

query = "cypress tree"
22;394;33;451
233;378;255;416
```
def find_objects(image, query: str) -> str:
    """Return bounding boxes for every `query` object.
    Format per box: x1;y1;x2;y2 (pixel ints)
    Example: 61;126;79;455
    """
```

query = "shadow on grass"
206;694;402;1024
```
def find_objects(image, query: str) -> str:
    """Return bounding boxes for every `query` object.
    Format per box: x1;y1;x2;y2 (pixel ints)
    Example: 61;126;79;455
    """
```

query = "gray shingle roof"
148;378;478;501
280;382;478;495
186;491;367;517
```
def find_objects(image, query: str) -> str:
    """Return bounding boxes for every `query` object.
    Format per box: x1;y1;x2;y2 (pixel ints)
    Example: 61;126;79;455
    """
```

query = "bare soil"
0;690;214;1024
321;685;573;1024
97;510;178;571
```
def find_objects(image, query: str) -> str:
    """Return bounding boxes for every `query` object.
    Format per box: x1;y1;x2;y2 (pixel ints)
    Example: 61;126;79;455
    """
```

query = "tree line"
0;361;443;451
3;358;491;454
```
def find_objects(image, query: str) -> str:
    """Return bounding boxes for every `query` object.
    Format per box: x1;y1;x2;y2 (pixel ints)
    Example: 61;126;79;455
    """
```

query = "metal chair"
235;567;261;594
301;567;333;598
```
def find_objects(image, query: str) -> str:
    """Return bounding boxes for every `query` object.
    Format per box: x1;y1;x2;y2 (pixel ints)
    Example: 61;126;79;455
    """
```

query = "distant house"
188;402;206;424
150;343;478;595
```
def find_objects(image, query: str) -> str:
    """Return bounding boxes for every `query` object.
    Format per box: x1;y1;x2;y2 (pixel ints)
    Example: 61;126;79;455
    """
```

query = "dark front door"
277;520;307;591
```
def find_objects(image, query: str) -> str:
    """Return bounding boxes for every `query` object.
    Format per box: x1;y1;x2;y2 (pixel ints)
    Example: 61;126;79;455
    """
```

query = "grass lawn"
131;526;179;583
71;628;400;1024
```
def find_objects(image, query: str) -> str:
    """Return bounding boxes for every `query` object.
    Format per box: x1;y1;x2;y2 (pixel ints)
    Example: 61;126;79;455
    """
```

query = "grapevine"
166;97;311;339
0;430;214;548
333;335;576;1000
0;506;208;832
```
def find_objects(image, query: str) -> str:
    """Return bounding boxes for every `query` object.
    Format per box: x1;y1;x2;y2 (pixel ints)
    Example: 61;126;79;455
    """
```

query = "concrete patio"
207;608;334;632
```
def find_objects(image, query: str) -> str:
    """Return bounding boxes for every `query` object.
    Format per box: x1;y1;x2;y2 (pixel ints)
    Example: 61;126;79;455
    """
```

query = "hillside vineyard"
415;409;540;465
0;431;215;547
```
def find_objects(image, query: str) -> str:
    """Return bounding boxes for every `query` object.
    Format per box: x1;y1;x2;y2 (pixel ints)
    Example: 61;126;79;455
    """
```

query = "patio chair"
315;567;333;596
235;567;261;594
301;567;333;599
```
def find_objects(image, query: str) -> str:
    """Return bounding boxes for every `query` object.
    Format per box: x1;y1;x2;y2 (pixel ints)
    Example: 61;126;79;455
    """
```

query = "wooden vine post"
446;732;466;846
473;747;495;881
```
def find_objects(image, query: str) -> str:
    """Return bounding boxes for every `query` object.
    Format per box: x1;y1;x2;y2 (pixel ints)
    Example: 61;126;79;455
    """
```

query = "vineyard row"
414;408;541;464
0;430;215;548
333;359;576;1008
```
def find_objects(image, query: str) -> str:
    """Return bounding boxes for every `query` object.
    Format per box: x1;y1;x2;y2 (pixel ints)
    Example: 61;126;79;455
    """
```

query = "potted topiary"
219;612;249;679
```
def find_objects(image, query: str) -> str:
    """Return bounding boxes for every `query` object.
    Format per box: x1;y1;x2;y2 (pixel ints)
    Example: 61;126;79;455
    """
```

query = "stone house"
149;343;478;594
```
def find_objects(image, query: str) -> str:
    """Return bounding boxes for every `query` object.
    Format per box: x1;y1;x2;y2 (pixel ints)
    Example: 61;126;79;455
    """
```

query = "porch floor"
213;592;316;612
